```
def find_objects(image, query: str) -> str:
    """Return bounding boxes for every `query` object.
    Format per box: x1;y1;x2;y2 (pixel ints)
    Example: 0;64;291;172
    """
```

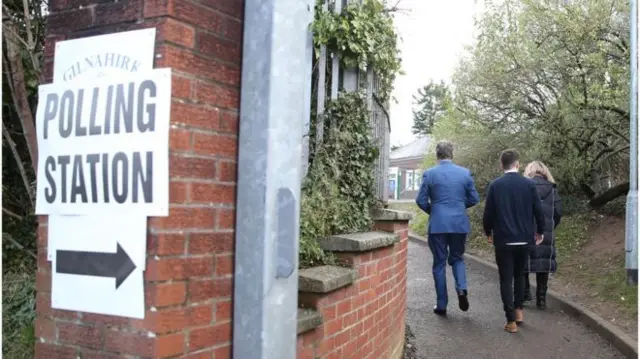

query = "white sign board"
35;69;171;216
53;29;157;83
50;215;146;318
47;28;157;262
38;28;169;319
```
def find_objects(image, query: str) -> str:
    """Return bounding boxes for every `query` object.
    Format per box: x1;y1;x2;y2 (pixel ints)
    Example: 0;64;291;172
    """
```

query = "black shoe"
536;296;546;310
524;292;533;302
433;306;447;316
457;290;469;312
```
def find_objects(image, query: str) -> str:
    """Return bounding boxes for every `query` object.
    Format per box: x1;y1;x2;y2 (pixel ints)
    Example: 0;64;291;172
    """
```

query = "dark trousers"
524;273;549;295
495;245;528;322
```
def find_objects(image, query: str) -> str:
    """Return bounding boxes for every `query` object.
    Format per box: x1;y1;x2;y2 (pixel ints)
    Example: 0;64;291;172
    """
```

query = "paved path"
406;239;627;359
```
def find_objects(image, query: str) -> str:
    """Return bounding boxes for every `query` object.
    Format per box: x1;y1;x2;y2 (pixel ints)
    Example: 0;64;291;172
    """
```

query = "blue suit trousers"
428;233;468;310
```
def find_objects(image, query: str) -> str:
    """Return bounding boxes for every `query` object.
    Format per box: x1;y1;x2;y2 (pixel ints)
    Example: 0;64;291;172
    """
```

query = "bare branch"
2;120;35;208
2;30;39;171
2;233;37;260
21;0;40;72
1;24;30;49
3;207;24;220
384;0;410;14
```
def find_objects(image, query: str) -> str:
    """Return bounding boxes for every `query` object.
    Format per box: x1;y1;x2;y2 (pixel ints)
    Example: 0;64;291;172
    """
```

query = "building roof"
390;136;431;160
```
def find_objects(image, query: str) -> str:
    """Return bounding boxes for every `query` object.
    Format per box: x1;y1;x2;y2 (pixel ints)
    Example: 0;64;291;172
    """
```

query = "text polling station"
35;68;172;216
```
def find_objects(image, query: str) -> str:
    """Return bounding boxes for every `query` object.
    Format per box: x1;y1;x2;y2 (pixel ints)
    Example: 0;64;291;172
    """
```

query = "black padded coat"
526;176;563;273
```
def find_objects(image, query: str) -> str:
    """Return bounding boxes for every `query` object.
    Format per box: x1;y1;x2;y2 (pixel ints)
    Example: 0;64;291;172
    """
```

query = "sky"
389;0;481;147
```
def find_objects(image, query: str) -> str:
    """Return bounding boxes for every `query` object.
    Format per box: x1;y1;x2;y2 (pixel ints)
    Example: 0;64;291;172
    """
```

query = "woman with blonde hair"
522;161;563;309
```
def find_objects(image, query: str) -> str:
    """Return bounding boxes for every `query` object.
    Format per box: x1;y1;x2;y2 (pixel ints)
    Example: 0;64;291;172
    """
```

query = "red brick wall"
35;0;243;357
297;226;409;359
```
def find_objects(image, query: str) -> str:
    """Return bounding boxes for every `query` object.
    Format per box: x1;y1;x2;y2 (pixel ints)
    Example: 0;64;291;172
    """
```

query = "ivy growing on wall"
299;0;400;268
311;0;402;103
299;92;380;268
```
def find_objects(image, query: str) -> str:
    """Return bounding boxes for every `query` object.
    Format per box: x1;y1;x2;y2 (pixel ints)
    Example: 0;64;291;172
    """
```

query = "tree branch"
2;120;35;207
2;233;37;259
2;30;39;171
589;181;629;208
2;207;24;220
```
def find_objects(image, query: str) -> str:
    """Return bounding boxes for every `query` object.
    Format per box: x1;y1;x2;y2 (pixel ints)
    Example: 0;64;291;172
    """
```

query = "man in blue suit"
416;141;480;316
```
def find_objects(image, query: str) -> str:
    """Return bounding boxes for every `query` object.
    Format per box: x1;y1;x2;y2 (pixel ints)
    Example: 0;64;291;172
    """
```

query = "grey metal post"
233;1;314;358
626;0;639;286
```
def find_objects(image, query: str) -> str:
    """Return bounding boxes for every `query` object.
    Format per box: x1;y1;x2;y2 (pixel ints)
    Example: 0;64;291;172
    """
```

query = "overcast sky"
389;0;481;147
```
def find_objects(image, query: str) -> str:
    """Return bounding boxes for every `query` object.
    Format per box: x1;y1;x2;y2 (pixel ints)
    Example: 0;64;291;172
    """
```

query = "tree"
411;80;450;135
2;0;46;265
436;0;630;205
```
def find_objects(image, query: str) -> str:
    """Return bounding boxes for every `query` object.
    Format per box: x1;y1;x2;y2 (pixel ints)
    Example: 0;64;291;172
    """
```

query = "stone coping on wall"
318;231;399;252
372;208;413;222
297;308;323;334
298;265;358;293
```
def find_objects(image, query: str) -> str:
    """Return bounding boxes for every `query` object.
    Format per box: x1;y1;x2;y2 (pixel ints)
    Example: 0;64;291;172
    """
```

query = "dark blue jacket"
416;160;480;234
482;172;546;247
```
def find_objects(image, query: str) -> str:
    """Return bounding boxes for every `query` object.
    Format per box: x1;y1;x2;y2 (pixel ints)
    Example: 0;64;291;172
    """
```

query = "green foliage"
299;92;380;267
311;0;402;102
434;0;630;196
412;80;450;136
3;270;35;359
409;212;428;236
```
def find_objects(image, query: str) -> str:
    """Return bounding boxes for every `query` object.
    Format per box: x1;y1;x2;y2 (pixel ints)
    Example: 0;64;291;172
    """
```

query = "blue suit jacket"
415;160;480;234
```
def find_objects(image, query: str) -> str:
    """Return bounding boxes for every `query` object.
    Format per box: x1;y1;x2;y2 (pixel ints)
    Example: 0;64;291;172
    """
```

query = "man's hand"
535;233;544;245
487;235;493;244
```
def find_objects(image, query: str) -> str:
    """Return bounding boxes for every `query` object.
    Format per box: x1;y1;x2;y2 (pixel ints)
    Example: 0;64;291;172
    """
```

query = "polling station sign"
35;68;171;216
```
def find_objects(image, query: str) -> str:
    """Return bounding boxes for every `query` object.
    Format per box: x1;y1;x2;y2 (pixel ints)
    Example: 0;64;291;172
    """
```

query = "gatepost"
35;0;245;357
233;1;314;358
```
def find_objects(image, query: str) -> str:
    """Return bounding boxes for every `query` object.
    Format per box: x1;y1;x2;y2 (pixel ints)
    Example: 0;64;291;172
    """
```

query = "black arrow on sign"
56;243;136;289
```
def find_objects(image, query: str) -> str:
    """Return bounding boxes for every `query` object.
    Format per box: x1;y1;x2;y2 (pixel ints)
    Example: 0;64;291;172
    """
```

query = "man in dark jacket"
482;149;545;333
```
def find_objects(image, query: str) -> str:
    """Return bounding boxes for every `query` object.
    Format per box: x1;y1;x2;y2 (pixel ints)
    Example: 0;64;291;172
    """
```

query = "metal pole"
625;0;638;286
233;0;314;358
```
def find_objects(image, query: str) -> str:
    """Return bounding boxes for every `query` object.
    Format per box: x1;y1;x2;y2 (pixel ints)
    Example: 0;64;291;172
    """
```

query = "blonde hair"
524;161;555;183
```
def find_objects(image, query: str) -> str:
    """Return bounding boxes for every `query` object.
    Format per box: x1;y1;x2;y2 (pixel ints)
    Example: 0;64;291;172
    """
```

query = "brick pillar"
35;1;243;357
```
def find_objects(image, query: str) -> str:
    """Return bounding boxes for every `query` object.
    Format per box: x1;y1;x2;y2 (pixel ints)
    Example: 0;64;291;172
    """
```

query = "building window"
413;171;422;191
406;170;414;190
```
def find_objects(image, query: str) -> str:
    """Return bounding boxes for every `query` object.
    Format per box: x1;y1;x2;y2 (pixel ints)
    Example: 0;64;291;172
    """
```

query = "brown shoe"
504;322;518;333
515;309;524;324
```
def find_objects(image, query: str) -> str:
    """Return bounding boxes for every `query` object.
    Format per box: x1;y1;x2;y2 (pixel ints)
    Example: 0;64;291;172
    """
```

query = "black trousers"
495;245;528;323
524;273;549;296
